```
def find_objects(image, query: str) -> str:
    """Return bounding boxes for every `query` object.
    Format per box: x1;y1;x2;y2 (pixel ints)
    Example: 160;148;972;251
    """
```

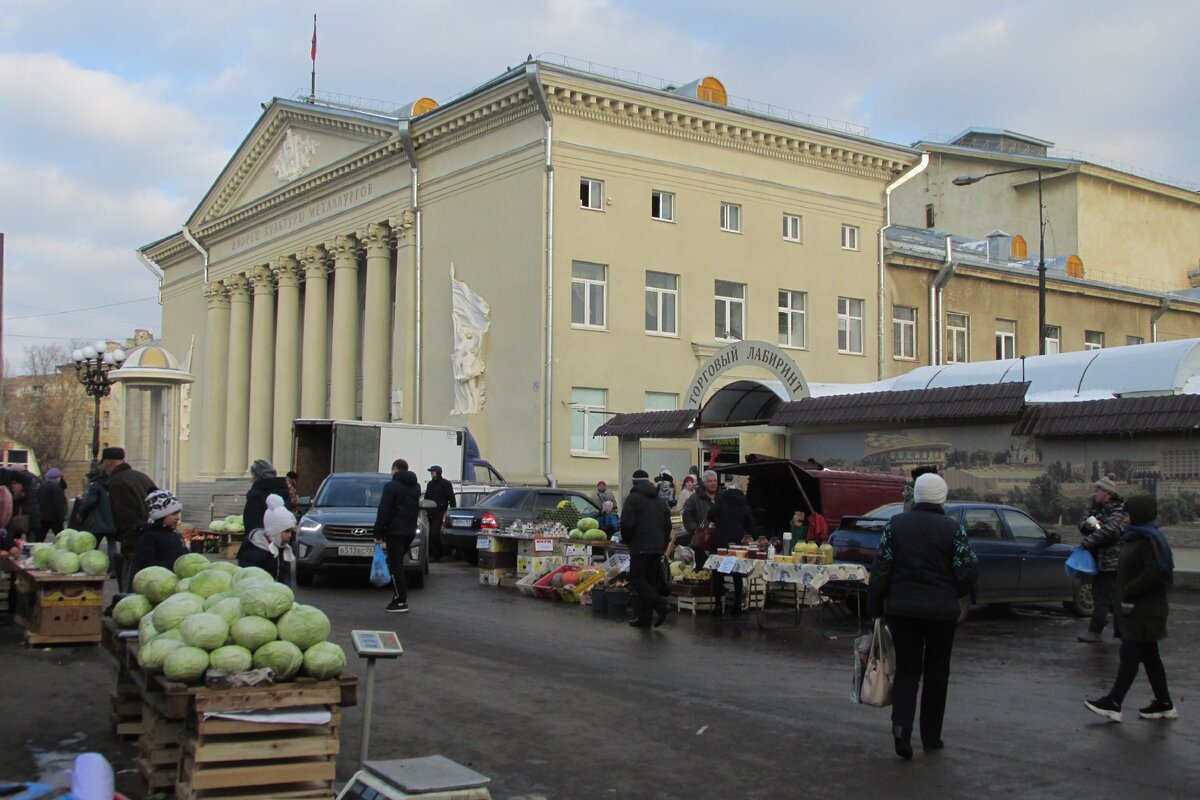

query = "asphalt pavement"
2;562;1198;799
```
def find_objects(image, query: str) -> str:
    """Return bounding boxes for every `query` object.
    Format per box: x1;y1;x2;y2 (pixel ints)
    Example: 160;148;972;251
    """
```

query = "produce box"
480;535;517;554
562;543;591;567
517;555;563;576
11;567;105;646
479;568;512;586
517;538;561;558
478;550;517;570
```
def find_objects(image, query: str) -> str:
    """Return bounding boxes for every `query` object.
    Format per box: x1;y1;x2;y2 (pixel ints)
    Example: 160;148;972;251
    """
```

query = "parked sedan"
443;487;601;562
830;501;1093;620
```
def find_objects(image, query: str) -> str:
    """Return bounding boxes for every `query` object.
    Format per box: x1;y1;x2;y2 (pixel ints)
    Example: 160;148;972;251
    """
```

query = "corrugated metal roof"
770;383;1029;428
1013;395;1200;437
594;409;698;438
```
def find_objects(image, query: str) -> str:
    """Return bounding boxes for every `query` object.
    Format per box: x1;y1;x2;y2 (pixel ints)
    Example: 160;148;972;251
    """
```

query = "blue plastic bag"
1065;546;1097;578
369;543;392;588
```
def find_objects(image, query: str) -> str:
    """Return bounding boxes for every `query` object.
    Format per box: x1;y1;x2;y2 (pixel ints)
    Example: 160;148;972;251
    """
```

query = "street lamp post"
953;166;1059;356
72;341;127;466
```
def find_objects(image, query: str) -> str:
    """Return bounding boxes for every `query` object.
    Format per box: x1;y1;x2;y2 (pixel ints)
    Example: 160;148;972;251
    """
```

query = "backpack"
658;480;676;508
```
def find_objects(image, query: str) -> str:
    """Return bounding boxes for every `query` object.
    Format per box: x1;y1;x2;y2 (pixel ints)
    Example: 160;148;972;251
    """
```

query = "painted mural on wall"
792;426;1200;527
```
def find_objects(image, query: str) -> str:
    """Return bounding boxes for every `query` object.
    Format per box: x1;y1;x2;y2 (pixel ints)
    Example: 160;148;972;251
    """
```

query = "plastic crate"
517;564;557;597
532;565;574;601
558;566;607;604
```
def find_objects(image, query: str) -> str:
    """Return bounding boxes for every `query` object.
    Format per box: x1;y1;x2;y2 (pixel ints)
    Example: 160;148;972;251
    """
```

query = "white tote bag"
861;618;895;708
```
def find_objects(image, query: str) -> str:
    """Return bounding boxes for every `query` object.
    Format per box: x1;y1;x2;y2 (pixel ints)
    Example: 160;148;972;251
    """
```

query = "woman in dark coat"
1085;494;1178;722
706;486;754;617
867;473;978;759
132;490;187;575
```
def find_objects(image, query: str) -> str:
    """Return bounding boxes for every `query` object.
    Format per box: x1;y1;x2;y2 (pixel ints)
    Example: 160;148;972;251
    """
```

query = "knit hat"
1126;494;1157;526
263;494;296;539
45;467;62;481
101;447;125;460
913;473;948;506
146;490;183;522
632;469;650;480
601;500;615;513
597;480;607;488
250;459;277;480
1094;475;1119;495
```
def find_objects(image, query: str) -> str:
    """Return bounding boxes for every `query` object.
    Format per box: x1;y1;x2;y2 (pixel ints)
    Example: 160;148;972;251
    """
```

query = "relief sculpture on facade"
449;264;491;415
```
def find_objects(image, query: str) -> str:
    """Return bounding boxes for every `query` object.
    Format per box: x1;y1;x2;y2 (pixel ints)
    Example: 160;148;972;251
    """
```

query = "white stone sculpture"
450;264;491;414
271;129;320;182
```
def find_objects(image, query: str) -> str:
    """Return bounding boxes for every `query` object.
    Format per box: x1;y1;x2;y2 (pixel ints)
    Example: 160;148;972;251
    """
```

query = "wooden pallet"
676;594;717;615
139;699;185;792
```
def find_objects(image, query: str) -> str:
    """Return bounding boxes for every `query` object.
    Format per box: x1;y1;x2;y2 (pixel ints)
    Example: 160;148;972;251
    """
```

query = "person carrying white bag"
866;473;978;760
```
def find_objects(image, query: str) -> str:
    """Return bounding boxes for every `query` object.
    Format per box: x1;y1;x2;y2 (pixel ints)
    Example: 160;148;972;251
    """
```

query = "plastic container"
591;586;608;615
606;588;631;619
782;531;793;555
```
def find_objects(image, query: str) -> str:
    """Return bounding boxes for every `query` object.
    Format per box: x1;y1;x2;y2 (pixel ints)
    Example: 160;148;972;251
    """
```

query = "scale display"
351;630;404;658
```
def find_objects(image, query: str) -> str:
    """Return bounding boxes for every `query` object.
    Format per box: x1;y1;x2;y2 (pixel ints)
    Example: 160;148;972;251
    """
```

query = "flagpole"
310;14;317;99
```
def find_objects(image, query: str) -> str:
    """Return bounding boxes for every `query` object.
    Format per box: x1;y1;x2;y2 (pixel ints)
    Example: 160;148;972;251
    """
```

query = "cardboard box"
517;538;561;558
479;551;517;570
484;536;517;554
478;568;514;586
517;555;563;575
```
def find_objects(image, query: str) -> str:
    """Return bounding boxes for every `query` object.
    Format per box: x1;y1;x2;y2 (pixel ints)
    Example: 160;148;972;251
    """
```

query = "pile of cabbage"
29;529;109;577
207;515;245;533
112;553;345;686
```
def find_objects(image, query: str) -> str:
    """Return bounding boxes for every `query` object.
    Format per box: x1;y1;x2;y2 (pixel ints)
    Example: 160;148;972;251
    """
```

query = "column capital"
225;273;251;301
326;233;358;263
389;209;416;246
358;221;392;255
273;256;302;288
249;264;276;294
298;245;330;280
203;281;230;308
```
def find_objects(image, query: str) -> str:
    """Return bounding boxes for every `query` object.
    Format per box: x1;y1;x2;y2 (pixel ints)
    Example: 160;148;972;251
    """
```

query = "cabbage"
138;613;159;643
173;553;211;579
157;628;183;641
152;593;204;631
180;613;229;651
79;550;109;576
303;642;346;680
276;604;330;650
232;566;274;590
50;551;81;574
53;530;74;550
209;520;227;532
230;616;277;652
207;561;239;576
31;543;55;570
209;597;242;626
189;569;233;599
113;594;153;628
238;584;294;620
175;578;192;594
138;638;185;673
208;645;253;674
203;592;229;609
133;567;178;604
164;646;209;684
68;530;97;554
252;640;303;681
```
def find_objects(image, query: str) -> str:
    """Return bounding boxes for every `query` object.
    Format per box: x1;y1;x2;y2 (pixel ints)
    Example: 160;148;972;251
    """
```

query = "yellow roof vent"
397;97;439;118
1010;235;1028;260
671;76;727;106
1066;255;1084;278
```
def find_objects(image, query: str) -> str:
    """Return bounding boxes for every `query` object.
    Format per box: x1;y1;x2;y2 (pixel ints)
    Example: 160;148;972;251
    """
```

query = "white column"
247;265;276;465
223;274;252;476
200;281;229;477
299;246;330;419
389;210;416;422
328;233;360;420
360;221;392;422
272;256;302;469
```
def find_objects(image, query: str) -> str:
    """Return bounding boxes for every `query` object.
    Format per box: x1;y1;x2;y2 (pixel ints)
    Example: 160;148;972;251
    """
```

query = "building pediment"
189;99;398;226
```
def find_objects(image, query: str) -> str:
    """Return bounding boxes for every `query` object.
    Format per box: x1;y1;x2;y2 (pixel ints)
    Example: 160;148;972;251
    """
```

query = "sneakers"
1138;700;1179;720
1077;630;1103;643
1084;697;1122;722
386;599;409;613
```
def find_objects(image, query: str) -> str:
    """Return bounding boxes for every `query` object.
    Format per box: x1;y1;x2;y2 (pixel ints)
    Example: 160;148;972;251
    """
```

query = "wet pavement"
2;560;1198;799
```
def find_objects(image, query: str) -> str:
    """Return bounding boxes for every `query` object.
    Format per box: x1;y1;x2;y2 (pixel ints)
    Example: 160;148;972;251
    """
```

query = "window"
946;313;970;363
995;319;1017;360
1003;509;1047;542
720;202;741;233
1043;325;1061;355
102;410;111;429
925;204;936;229
962;508;1002;540
714;280;745;340
644;271;678;335
579;178;602;210
782;213;802;242
1127;335;1144;346
1085;330;1105;350
570;388;606;454
893;306;917;360
570;261;606;328
837;297;864;354
651;190;674;222
841;224;859;250
645;392;678;411
778;290;807;348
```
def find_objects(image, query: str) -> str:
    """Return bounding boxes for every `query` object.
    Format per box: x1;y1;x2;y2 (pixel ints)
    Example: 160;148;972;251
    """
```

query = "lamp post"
952;166;1060;356
72;341;127;466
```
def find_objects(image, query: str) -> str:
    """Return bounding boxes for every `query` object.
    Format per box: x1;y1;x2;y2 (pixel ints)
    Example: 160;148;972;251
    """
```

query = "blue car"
830;502;1093;621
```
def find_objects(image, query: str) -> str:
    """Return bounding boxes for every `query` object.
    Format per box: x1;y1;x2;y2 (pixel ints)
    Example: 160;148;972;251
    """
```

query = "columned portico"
328;234;360;420
360;221;393;422
247;265;277;462
272;256;302;467
223;274;252;476
200;282;230;477
390;211;416;422
299;246;330;419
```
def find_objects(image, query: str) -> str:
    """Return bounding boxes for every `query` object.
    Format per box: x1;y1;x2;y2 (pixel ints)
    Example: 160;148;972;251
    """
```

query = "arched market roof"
111;343;194;385
698;380;788;425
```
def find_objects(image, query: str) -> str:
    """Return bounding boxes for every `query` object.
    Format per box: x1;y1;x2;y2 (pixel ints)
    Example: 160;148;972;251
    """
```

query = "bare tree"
2;343;93;472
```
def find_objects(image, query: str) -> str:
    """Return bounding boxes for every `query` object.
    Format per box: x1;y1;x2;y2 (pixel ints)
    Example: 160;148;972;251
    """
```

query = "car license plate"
451;518;474;528
337;545;374;557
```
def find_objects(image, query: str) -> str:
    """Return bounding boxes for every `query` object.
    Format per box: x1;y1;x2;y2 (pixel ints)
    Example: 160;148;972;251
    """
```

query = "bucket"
591;587;608;615
606;588;630;620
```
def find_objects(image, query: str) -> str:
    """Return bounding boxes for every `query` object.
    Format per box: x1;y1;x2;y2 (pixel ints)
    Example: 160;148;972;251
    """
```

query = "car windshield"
478;489;530;509
314;476;390;508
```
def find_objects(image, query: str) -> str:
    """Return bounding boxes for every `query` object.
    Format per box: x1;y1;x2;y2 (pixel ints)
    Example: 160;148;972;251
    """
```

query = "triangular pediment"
190;99;396;225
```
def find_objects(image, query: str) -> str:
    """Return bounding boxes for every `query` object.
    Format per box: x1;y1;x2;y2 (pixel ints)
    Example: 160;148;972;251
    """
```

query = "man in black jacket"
424;465;456;562
104;447;157;591
374;459;421;613
619;469;673;628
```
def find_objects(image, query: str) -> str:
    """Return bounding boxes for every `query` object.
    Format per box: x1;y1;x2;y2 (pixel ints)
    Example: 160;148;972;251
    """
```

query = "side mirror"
298;496;311;506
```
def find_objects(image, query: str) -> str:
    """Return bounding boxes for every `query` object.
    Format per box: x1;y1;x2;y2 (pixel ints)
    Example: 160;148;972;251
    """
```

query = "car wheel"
1067;578;1094;618
957;596;972;623
407;569;425;589
296;570;314;587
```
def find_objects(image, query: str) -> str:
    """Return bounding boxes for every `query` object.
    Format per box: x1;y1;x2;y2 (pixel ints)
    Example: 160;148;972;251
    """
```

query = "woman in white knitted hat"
238;493;296;583
132;490;187;575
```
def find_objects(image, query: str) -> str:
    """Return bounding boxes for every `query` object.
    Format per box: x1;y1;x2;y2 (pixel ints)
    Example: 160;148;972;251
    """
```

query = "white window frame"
570;261;607;329
570;388;607;455
644;392;678;411
782;213;802;242
1085;330;1105;350
580;178;603;210
651;190;674;222
837;296;864;355
720;202;741;233
777;289;807;349
995;319;1017;360
715;280;746;341
644;271;678;336
1043;324;1061;355
946;312;970;364
893;305;917;360
841;224;859;251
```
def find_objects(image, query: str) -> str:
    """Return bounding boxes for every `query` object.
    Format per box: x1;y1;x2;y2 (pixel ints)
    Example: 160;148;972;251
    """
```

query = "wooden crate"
676;594;717;615
11;567;105;646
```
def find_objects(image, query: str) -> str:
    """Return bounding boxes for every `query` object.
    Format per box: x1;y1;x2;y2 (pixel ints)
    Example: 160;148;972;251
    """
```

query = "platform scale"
339;631;491;800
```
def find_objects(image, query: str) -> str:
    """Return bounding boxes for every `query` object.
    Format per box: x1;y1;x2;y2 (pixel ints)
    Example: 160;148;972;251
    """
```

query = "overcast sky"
2;0;1196;371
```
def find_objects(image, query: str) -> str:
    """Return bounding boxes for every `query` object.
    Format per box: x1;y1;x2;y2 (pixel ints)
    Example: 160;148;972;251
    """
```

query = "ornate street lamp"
72;340;127;465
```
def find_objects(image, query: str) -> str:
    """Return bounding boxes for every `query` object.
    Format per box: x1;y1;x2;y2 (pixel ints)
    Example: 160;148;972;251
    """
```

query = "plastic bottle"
782;531;792;556
767;543;776;559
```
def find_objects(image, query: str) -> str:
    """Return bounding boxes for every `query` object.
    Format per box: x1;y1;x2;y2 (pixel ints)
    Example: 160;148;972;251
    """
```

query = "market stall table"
702;556;869;634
